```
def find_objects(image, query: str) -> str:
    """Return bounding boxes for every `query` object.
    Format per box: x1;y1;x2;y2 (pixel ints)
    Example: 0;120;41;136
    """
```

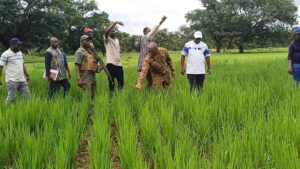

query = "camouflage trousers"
151;74;171;90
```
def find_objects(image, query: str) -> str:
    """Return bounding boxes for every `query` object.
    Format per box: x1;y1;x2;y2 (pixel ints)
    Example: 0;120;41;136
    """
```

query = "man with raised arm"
104;21;124;94
137;16;167;87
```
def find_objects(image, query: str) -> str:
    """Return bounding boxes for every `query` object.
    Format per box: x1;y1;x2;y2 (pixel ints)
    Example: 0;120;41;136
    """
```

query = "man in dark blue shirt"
45;37;71;97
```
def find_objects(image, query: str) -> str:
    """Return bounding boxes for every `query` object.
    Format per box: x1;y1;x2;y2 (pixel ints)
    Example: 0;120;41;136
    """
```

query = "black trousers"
187;74;205;92
48;79;71;98
107;63;124;92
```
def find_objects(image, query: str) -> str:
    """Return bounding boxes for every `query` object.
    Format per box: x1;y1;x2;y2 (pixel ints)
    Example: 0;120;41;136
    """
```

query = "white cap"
194;31;202;38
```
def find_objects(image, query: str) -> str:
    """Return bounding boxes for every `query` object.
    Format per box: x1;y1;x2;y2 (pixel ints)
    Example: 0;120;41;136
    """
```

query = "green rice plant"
89;93;111;169
112;91;146;169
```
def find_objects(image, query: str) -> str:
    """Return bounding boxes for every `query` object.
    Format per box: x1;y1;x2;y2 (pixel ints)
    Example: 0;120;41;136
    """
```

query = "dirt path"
74;110;94;169
110;121;121;169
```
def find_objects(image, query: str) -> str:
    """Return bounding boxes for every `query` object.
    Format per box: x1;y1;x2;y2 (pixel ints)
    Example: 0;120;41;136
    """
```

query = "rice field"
1;48;300;169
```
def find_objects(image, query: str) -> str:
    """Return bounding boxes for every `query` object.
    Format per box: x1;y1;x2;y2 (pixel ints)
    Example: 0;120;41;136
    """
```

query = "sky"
96;0;202;35
96;0;300;35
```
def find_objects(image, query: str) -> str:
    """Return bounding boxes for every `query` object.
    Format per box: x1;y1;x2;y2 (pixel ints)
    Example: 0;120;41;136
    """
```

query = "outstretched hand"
171;71;176;78
117;21;124;26
136;82;142;90
160;16;167;25
181;67;185;75
206;68;211;75
288;66;293;75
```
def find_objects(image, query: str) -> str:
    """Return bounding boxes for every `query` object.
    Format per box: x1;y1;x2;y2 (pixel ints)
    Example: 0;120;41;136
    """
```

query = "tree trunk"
238;44;244;53
216;46;221;53
215;41;222;53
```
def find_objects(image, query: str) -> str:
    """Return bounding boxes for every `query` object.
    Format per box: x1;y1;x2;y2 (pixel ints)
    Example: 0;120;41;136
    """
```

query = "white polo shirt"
0;49;26;82
181;40;211;74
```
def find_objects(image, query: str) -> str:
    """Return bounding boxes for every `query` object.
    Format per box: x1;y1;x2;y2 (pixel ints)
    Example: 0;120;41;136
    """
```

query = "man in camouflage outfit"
136;42;175;90
74;35;100;99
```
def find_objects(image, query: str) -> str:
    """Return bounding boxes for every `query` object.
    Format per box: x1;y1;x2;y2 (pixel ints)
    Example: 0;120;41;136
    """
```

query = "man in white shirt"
104;21;124;93
0;38;30;103
181;31;211;92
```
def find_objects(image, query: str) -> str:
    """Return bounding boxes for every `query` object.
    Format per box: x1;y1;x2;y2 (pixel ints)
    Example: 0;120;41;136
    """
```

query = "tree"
186;0;297;53
0;0;106;53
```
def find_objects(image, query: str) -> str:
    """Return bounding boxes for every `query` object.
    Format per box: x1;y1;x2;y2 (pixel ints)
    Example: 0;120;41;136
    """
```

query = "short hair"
49;37;58;43
143;27;150;35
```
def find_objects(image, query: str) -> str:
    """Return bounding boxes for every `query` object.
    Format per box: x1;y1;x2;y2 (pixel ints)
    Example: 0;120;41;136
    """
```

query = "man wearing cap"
0;38;30;103
136;42;175;90
181;31;211;92
45;37;71;98
104;21;124;93
74;35;100;99
288;28;300;83
137;16;167;87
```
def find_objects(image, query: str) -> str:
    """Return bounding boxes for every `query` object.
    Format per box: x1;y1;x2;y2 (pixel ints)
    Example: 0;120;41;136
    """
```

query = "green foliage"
2;50;300;168
0;0;109;53
186;0;297;52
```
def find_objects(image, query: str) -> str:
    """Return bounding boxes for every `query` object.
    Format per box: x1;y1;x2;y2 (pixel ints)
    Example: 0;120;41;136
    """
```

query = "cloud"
96;0;202;35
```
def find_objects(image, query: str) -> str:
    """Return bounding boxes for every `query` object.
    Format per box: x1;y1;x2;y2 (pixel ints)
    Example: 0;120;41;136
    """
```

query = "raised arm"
146;16;167;39
104;21;124;38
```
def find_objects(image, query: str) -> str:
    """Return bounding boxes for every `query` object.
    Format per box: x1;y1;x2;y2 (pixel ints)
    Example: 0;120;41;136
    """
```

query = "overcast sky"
96;0;202;35
96;0;300;35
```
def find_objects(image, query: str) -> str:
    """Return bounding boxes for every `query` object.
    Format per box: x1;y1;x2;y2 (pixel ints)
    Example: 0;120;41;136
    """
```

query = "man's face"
147;46;158;56
110;31;116;39
11;44;21;52
51;39;59;49
144;28;151;35
194;38;201;44
82;39;91;48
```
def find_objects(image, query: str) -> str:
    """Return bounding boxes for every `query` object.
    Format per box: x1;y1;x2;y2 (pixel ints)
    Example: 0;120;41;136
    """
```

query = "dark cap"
10;38;23;46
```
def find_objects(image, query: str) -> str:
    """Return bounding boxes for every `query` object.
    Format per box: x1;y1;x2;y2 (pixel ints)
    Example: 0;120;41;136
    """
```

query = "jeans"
48;79;71;98
292;64;300;82
6;81;30;103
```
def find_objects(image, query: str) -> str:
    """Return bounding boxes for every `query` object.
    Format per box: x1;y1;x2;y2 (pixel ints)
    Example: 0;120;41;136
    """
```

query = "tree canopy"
185;0;298;52
0;0;109;53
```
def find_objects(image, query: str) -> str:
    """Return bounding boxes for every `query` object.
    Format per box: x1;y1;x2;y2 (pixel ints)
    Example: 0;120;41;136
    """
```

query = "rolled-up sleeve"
204;44;211;57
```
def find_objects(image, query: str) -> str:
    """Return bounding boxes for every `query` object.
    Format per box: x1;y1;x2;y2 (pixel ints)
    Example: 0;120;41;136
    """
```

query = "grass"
1;48;300;169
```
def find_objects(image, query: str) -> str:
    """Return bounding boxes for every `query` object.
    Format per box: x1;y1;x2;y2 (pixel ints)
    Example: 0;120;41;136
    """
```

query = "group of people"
0;16;213;103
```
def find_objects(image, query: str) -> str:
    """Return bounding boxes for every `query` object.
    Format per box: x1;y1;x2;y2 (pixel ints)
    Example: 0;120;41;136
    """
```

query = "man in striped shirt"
0;38;31;103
